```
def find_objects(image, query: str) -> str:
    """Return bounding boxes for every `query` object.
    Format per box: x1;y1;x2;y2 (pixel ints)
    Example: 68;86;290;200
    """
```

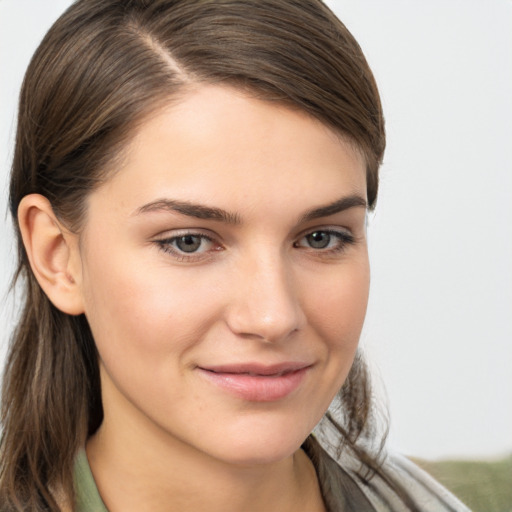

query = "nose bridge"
226;248;304;342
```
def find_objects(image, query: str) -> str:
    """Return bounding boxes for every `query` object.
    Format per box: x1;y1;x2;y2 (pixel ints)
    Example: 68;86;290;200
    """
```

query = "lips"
196;362;311;402
202;362;309;376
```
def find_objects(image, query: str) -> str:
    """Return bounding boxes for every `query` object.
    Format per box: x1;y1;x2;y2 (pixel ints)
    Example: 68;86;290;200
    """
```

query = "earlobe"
18;194;85;315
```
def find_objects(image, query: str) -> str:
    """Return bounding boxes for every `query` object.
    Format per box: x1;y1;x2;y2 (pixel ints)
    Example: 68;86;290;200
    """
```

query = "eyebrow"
135;199;241;224
299;195;367;222
135;194;367;224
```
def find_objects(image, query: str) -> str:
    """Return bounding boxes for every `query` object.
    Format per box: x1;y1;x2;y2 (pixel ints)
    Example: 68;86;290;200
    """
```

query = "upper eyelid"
152;226;353;241
295;228;355;244
296;225;354;238
153;228;219;242
156;233;218;250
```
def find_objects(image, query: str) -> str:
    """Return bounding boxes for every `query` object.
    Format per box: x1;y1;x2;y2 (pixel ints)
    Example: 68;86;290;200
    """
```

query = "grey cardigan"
303;436;471;511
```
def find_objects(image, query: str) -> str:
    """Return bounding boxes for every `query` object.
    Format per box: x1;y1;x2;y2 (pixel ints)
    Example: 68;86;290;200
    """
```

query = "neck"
86;384;325;512
87;427;324;512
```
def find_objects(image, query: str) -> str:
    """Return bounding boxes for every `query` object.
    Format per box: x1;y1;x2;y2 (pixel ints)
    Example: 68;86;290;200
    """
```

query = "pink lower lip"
197;367;309;402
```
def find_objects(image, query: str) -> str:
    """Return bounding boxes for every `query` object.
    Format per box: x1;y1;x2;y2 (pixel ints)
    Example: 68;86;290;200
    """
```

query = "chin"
216;441;301;467
201;418;311;467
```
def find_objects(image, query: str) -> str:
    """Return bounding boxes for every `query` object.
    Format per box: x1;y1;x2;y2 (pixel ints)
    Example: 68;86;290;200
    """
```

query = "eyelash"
293;229;355;255
154;228;355;262
155;232;219;262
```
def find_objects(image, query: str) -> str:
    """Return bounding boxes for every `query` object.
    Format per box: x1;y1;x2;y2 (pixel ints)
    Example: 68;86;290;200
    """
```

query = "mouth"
201;362;310;376
196;362;312;402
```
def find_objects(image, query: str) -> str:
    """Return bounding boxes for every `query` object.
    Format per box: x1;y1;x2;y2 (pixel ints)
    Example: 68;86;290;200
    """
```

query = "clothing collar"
74;449;108;512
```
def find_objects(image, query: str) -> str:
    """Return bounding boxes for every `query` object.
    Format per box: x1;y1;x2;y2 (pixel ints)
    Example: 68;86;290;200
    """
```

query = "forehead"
88;85;367;219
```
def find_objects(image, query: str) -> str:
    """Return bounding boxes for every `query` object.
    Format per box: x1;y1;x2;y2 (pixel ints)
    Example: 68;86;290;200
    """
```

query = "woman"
1;1;470;511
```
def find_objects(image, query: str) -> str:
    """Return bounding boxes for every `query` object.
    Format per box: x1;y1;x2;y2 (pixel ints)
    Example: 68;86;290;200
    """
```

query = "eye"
155;232;219;260
304;231;332;249
294;229;354;253
173;234;206;253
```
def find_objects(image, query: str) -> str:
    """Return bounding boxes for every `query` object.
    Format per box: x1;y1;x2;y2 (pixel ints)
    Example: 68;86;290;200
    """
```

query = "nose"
225;253;306;343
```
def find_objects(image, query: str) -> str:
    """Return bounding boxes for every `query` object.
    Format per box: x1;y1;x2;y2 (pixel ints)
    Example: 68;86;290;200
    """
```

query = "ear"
18;194;85;315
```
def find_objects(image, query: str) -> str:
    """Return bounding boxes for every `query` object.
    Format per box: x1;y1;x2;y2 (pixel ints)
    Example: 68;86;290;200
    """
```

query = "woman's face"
76;85;369;465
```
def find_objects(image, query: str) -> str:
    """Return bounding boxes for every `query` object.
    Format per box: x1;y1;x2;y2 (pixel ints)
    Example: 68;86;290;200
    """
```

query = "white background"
1;1;511;460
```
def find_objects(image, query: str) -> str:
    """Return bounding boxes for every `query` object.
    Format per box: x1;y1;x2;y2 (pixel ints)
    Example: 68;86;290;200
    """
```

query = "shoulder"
304;436;471;512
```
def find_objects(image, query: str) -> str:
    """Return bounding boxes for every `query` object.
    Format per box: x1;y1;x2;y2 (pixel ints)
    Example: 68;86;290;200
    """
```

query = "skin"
23;85;370;511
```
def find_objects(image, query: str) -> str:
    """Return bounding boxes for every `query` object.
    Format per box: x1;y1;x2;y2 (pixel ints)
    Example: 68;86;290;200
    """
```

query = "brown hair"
2;1;389;510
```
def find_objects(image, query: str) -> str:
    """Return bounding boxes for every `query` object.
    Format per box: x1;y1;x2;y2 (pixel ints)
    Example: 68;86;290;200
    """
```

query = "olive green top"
74;450;108;512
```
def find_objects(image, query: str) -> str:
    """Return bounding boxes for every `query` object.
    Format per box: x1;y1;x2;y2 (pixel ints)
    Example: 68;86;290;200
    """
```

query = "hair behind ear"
0;270;101;511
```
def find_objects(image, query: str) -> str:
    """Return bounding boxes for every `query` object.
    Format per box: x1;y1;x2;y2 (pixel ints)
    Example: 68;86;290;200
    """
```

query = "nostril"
225;304;304;344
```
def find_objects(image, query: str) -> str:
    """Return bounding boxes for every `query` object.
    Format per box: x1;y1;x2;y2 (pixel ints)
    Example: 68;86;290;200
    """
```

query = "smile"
196;363;311;402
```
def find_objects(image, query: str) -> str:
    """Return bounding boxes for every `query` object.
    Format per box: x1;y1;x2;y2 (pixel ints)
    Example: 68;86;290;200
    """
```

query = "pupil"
177;235;201;253
308;231;330;249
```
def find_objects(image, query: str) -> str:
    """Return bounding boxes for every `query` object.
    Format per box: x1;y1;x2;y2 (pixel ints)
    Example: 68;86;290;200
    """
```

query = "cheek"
80;250;222;366
307;259;370;349
80;260;226;422
294;259;370;428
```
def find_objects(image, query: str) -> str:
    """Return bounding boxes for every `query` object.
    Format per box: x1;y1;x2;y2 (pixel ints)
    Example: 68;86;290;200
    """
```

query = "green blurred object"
411;454;512;512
